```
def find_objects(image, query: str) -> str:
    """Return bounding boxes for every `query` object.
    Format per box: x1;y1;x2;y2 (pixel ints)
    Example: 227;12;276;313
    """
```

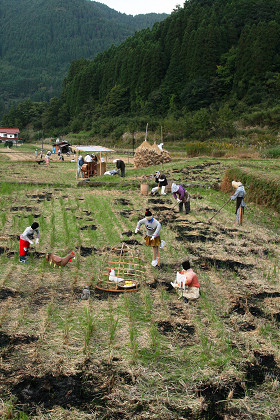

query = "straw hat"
232;181;242;189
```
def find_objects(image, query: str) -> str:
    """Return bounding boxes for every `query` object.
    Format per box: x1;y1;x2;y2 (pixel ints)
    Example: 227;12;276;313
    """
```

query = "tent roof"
72;145;114;153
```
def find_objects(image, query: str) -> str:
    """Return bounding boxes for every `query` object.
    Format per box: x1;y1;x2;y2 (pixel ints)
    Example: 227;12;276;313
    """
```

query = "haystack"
134;140;171;168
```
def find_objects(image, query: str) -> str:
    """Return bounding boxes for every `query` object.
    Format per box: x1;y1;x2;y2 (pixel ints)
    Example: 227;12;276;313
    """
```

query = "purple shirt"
172;185;185;201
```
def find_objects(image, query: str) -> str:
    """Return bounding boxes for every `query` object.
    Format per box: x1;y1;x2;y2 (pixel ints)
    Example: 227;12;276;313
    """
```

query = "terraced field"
0;152;280;419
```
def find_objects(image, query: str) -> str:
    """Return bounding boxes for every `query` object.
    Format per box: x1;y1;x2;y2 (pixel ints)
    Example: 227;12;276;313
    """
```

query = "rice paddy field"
0;146;280;419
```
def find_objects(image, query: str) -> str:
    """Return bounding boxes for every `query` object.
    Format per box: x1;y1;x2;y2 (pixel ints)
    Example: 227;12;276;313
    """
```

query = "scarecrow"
19;222;40;263
135;209;163;267
171;182;190;214
171;260;200;302
231;181;245;225
113;159;125;177
151;171;168;195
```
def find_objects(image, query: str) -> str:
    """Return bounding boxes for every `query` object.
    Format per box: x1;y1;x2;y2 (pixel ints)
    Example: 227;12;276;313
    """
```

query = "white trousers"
151;186;166;194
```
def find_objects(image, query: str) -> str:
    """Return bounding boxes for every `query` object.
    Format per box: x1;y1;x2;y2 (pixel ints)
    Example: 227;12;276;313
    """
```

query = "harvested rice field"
0;149;280;419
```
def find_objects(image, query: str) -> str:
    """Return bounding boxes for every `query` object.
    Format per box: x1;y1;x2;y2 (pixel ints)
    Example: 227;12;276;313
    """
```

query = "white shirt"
84;155;92;162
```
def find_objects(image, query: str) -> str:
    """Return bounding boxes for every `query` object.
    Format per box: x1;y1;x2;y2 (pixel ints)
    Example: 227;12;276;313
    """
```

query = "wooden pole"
75;147;79;179
208;198;231;223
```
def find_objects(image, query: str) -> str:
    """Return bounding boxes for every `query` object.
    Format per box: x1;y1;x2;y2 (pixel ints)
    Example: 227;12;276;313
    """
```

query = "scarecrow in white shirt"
19;222;40;263
135;209;164;267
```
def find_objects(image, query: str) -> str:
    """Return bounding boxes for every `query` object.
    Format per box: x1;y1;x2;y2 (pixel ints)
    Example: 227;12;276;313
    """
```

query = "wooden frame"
96;243;145;293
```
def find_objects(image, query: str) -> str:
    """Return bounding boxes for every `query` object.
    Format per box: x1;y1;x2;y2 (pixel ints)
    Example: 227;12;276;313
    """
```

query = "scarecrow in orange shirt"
171;260;200;302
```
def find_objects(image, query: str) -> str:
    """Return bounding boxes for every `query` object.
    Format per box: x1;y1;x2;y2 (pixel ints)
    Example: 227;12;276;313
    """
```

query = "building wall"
0;133;18;139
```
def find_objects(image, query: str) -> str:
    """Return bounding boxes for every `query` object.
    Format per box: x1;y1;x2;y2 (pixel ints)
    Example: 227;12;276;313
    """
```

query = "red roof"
0;128;20;134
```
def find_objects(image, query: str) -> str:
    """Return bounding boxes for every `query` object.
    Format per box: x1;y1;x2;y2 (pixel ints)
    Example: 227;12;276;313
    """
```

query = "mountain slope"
59;0;280;121
3;0;280;140
0;0;167;115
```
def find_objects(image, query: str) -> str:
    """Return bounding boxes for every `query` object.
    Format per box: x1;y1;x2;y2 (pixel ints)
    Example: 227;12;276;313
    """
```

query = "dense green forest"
0;0;167;117
2;0;280;144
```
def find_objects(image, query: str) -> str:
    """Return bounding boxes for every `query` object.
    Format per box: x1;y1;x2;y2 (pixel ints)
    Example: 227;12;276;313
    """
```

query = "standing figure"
171;183;190;214
45;151;51;166
135;209;161;267
34;149;38;159
231;181;245;225
77;155;84;178
151;171;168;195
114;159;125;177
19;222;40;263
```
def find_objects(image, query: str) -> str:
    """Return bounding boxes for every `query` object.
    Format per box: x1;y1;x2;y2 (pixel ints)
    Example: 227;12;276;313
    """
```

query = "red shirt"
181;269;200;288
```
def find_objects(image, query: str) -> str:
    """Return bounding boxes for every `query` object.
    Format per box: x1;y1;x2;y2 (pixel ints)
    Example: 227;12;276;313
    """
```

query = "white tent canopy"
72;145;115;178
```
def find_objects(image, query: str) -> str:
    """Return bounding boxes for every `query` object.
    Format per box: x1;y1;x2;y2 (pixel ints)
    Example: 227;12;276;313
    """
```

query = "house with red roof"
0;128;20;142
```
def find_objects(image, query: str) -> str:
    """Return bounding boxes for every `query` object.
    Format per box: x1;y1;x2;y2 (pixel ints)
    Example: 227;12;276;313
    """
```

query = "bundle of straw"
134;141;171;168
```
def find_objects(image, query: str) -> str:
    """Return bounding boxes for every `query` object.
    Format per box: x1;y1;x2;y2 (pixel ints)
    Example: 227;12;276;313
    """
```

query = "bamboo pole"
208;198;231;223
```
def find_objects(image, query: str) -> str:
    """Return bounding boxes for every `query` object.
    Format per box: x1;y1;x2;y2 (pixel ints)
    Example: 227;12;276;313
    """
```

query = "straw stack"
134;141;171;168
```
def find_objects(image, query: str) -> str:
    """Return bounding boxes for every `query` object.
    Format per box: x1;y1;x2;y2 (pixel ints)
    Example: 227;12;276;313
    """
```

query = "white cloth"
176;271;187;289
171;183;179;193
84;155;92;162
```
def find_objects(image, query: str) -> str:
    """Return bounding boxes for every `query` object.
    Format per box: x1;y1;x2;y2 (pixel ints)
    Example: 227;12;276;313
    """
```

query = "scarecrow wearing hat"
171;183;190;214
231;181;245;225
151;171;168;195
135;209;162;266
19;222;40;263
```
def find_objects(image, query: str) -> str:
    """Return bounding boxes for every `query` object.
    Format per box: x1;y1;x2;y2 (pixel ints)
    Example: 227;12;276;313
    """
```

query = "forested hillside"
2;0;280;143
0;0;167;117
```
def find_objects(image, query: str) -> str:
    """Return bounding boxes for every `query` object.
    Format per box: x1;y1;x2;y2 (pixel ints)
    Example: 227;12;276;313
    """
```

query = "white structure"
0;128;20;141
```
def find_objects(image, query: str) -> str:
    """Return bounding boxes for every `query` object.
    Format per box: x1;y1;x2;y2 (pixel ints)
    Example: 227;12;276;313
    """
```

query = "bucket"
140;183;149;195
166;181;173;193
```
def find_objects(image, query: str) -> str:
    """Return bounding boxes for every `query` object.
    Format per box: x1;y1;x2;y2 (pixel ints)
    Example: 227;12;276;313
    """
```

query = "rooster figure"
47;252;75;267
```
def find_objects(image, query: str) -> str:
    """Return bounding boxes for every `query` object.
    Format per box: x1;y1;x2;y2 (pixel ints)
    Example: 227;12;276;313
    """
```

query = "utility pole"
132;131;135;156
41;131;43;153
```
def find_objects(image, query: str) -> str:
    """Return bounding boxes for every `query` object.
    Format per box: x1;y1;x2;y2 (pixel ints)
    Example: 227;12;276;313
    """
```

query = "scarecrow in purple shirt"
171;183;190;214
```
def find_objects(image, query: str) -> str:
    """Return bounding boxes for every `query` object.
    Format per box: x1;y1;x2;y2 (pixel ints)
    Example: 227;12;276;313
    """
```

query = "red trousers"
19;237;30;256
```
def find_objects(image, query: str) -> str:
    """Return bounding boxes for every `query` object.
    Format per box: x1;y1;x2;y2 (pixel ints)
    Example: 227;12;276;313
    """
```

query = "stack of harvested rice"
134;141;171;168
